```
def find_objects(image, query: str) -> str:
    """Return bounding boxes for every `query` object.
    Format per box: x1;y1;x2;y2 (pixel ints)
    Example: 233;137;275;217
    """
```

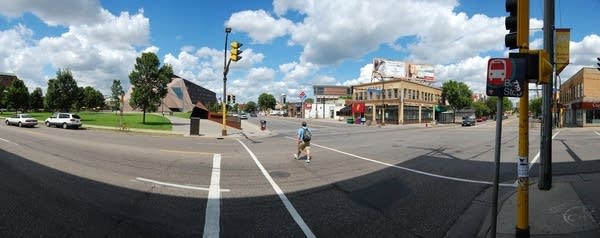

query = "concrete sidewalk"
474;173;600;238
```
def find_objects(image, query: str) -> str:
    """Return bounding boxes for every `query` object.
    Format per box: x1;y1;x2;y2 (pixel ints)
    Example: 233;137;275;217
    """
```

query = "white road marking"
595;131;600;136
236;138;316;238
528;130;561;171
203;154;222;238
135;177;230;192
285;136;516;187
0;137;19;145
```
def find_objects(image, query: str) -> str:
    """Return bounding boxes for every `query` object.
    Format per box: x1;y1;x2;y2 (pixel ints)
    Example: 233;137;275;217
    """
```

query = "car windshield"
20;114;32;118
72;114;81;119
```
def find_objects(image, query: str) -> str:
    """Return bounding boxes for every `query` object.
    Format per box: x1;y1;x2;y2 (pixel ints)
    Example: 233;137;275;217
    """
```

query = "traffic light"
528;50;552;84
596;57;600;71
232;95;236;104
505;0;529;49
227;94;231;104
230;41;243;62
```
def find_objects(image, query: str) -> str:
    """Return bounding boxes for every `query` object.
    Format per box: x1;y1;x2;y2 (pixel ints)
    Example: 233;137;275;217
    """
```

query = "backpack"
302;128;312;142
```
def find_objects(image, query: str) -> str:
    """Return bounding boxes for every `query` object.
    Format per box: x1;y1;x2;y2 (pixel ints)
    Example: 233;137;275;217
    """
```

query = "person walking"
293;121;312;163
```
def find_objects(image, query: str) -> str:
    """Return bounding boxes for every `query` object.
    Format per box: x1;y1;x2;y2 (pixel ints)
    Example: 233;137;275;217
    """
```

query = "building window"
394;88;398;98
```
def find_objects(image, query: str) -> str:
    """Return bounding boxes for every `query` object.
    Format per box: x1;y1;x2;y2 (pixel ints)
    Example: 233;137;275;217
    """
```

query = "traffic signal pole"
539;0;554;191
516;82;530;237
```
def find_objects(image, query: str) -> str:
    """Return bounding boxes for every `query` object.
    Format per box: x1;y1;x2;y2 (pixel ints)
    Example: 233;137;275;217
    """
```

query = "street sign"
298;91;307;101
486;58;526;97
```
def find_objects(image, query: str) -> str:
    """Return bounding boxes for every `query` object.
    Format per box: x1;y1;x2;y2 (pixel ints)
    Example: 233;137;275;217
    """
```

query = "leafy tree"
485;97;514;119
129;52;173;123
472;101;490;117
45;69;79;112
110;79;125;112
30;87;44;111
258;93;276;112
82;86;105;110
441;80;472;122
529;97;542;118
304;97;314;104
0;85;6;113
245;101;257;112
73;87;85;112
6;79;29;112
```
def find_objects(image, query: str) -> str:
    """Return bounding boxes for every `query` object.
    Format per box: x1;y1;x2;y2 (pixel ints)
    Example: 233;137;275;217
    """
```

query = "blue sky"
1;0;599;103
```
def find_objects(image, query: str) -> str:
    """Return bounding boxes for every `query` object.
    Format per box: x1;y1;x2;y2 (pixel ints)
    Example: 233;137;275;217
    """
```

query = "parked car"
462;116;476;126
249;112;257;117
239;113;248;119
45;113;82;129
5;113;38;127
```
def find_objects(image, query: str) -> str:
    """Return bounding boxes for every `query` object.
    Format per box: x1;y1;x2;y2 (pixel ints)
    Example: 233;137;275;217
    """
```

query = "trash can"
260;120;267;131
190;117;200;135
346;118;354;124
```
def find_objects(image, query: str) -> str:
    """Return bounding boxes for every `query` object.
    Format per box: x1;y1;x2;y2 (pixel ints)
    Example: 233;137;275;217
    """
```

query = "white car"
44;113;82;129
5;113;38;127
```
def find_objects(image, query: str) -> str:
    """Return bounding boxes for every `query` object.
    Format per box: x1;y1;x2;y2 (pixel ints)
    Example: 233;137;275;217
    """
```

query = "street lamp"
222;27;232;136
372;71;385;126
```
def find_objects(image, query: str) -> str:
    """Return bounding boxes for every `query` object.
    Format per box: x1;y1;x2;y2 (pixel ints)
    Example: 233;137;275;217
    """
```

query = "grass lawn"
25;111;172;131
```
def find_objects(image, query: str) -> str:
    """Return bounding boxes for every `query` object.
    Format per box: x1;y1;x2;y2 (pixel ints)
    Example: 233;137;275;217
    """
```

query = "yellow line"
159;149;215;155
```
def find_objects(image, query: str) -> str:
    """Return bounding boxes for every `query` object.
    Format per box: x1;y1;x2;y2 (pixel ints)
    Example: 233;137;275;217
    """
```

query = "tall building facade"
560;67;600;127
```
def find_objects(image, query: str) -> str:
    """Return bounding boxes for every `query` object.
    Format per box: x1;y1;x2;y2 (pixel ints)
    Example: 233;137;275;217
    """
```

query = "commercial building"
560;67;600;127
0;72;18;88
311;85;351;120
124;75;217;113
352;78;441;125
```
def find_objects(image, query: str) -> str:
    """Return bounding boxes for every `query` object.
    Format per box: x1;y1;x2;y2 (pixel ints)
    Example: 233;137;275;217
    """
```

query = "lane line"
135;177;230;192
285;136;516;187
0;137;19;145
528;130;561;171
595;131;600;136
236;138;316;238
160;149;215;155
203;154;222;238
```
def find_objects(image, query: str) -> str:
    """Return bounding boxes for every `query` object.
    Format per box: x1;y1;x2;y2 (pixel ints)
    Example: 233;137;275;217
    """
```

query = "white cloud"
225;10;293;44
0;0;104;26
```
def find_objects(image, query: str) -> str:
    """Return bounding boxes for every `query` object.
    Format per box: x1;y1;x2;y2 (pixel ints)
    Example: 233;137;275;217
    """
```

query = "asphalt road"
1;117;599;237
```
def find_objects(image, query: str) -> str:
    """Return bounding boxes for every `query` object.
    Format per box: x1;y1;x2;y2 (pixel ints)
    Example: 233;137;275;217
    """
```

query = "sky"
1;0;600;104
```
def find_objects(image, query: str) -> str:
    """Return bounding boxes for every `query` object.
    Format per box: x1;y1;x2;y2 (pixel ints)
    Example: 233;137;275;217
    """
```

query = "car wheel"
18;122;22;127
4;120;8;125
62;123;68;129
45;121;51;127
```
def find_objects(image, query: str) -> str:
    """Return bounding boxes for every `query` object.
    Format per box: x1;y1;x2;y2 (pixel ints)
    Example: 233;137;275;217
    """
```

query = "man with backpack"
293;121;312;163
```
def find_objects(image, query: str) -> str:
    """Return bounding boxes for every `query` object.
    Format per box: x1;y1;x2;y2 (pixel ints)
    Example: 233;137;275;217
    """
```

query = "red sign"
352;102;365;113
305;103;312;109
487;58;511;87
298;91;306;98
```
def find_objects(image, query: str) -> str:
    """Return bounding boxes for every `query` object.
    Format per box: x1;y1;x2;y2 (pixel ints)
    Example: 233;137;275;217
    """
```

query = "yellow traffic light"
230;41;243;62
505;0;529;49
523;50;552;84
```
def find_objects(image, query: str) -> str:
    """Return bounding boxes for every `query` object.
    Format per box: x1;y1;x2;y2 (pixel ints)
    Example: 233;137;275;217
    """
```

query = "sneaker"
293;154;298;160
306;157;311;163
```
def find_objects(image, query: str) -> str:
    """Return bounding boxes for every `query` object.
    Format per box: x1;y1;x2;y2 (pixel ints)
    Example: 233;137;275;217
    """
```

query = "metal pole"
539;0;554;190
516;83;530;238
222;28;231;136
490;96;504;238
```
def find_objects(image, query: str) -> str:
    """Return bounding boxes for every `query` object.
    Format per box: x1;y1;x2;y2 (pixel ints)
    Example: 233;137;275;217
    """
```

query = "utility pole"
539;0;554;190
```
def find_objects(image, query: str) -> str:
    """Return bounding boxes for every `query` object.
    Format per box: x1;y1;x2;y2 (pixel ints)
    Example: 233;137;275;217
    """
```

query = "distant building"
124;75;217;113
311;85;351;119
560;67;600;127
352;77;441;125
0;72;18;88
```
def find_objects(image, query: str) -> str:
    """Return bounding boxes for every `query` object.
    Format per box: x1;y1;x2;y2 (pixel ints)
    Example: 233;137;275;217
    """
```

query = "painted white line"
595;131;600;136
236;138;316;238
0;137;19;145
528;130;560;171
135;177;230;192
284;136;516;188
203;154;222;238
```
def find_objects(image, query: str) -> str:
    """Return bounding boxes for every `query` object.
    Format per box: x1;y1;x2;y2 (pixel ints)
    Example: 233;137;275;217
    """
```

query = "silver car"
45;113;82;129
5;113;38;127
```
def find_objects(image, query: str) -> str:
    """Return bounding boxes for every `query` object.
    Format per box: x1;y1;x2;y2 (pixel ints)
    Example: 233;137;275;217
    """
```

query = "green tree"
0;85;6;113
441;80;472;123
128;52;173;123
29;87;44;111
304;97;314;104
245;101;257;112
472;101;490;117
82;86;105;110
6;79;30;112
110;79;125;112
529;97;542;118
45;69;79;112
485;97;514;119
258;93;276;112
73;87;85;111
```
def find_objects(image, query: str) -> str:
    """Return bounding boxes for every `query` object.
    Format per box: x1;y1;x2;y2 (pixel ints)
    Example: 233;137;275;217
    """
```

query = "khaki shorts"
298;141;311;152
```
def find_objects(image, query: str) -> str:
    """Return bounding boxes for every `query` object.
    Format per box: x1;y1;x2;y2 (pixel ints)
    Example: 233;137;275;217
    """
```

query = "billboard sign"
408;64;435;81
373;58;406;78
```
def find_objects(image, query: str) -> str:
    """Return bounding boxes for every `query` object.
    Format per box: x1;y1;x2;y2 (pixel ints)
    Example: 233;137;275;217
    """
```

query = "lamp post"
222;27;232;136
372;71;385;127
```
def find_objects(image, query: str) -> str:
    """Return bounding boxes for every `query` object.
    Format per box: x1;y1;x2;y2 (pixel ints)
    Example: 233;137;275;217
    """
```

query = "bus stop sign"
486;58;526;97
